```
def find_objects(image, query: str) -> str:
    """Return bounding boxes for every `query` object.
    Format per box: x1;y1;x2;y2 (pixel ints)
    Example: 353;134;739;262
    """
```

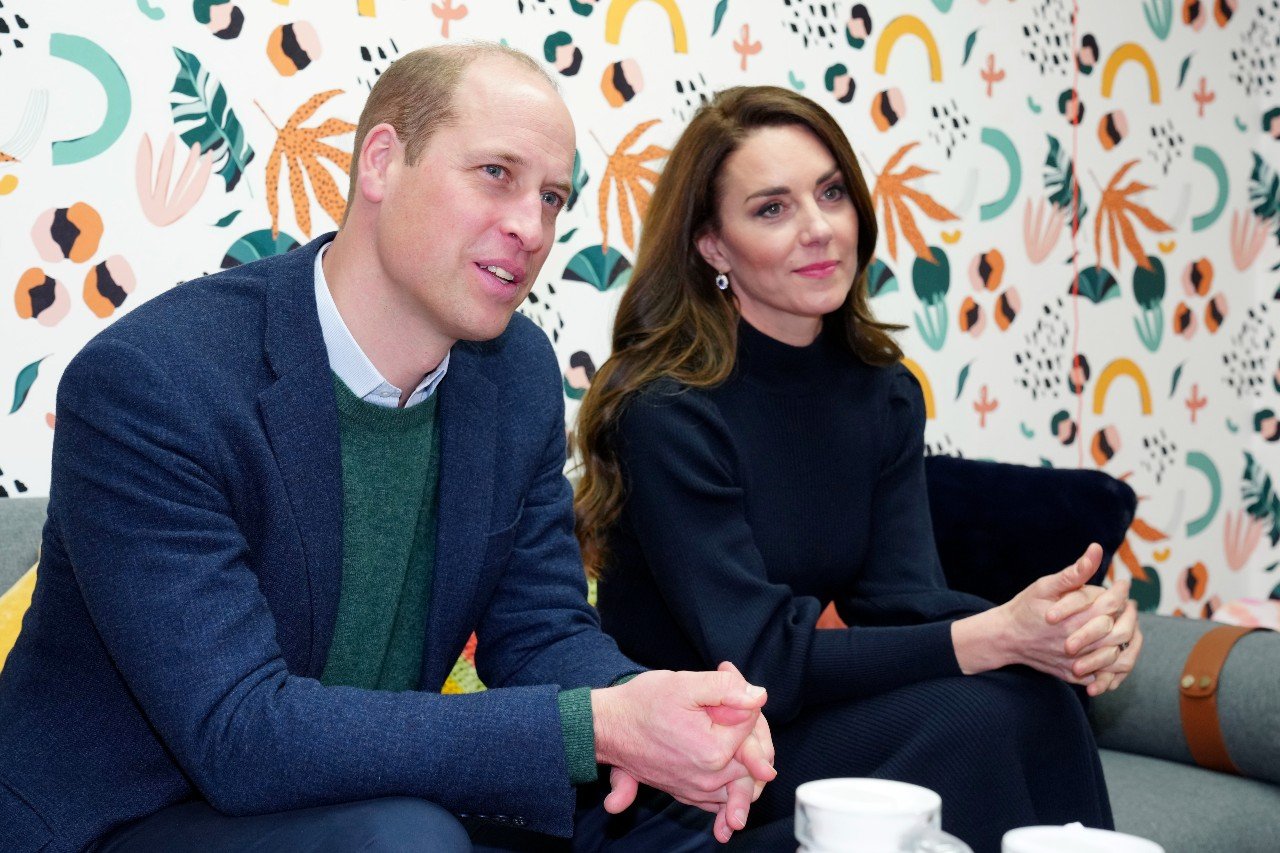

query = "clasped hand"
998;542;1143;696
591;661;776;843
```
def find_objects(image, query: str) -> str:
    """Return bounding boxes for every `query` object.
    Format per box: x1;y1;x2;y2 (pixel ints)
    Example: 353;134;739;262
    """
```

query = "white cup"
795;778;942;852
1003;825;1165;853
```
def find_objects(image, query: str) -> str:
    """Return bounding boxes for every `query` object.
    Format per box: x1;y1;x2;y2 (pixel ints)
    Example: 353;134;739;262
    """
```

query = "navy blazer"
0;234;636;852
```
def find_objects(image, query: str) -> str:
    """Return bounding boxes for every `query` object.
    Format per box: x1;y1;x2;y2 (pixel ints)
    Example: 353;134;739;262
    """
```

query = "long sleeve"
613;367;987;725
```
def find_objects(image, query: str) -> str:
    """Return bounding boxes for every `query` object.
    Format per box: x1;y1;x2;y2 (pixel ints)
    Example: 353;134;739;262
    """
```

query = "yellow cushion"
0;560;37;671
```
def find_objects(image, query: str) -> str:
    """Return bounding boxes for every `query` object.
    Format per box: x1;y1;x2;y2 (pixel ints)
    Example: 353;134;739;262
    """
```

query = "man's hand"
592;665;775;843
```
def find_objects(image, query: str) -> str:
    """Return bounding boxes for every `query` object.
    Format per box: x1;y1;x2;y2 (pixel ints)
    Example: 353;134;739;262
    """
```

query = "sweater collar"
735;316;844;393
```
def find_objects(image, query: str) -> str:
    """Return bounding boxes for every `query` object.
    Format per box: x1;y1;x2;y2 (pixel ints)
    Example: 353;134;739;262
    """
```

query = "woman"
574;87;1140;851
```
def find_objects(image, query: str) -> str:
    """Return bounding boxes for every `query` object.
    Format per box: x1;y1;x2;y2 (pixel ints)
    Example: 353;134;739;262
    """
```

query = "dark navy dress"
596;319;1113;852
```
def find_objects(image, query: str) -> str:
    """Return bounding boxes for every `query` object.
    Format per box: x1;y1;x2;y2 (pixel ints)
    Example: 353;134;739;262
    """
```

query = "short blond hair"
343;42;554;217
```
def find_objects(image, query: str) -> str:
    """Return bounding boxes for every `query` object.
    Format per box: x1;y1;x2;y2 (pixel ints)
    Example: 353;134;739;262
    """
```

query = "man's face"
374;58;575;344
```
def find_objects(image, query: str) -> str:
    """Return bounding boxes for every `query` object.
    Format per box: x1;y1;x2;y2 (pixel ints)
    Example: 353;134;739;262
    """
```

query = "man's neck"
323;229;453;394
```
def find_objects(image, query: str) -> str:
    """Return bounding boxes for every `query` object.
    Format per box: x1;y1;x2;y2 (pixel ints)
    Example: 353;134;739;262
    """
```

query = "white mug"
795;778;942;852
1003;825;1165;853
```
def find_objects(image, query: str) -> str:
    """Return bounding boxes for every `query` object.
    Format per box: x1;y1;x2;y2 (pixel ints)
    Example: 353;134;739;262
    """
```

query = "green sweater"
322;376;596;782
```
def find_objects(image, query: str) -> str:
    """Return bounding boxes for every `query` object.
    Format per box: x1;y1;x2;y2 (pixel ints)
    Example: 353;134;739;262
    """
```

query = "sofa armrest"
1089;613;1280;785
925;456;1136;604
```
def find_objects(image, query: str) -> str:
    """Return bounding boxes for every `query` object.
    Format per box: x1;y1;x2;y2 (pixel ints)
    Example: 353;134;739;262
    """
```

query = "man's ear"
695;229;729;274
356;123;400;204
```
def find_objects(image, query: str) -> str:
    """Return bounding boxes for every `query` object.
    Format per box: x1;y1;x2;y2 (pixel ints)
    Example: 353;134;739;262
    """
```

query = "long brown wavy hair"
573;85;903;577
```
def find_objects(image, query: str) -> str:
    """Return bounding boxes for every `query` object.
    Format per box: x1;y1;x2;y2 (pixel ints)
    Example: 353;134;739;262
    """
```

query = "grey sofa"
2;496;1278;851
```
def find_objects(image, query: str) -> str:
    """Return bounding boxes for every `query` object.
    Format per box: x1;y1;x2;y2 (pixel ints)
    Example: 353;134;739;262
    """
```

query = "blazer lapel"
257;234;344;676
423;342;498;686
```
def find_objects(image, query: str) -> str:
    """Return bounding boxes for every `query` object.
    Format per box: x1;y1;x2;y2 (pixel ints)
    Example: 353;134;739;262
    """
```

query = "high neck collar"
735;317;845;393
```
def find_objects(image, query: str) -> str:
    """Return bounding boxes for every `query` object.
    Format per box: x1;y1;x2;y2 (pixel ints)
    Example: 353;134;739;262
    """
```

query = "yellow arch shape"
901;358;936;420
874;15;943;83
605;0;688;54
1101;42;1160;104
1092;358;1152;416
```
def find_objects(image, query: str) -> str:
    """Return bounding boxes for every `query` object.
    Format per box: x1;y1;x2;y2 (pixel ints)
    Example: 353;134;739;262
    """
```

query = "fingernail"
744;684;765;699
735;809;747;828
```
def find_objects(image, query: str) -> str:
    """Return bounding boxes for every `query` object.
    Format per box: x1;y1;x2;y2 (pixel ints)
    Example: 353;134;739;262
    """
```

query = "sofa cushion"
0;497;46;591
1099;749;1280;853
924;456;1136;605
1090;614;1280;785
0;562;37;671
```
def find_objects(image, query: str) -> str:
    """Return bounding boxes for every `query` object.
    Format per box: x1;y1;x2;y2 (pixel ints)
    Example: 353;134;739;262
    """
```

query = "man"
0;43;774;851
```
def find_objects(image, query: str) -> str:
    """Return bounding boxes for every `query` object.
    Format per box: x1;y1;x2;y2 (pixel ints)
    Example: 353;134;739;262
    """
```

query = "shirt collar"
314;242;449;408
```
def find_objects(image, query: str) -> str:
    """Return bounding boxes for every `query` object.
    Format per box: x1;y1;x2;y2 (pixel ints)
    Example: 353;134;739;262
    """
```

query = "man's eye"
542;191;566;209
483;164;506;179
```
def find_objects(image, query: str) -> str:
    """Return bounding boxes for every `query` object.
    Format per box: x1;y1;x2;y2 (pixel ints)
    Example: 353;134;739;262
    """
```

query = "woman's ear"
695;229;729;274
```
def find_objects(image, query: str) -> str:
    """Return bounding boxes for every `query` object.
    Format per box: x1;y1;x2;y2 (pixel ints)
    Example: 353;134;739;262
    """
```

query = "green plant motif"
1143;0;1173;40
1044;134;1087;231
1243;452;1280;546
562;245;632;291
170;48;254;192
1132;255;1165;352
1074;266;1119;303
1249;151;1280;244
866;258;898;297
9;357;48;415
221;229;300;269
566;149;588;212
912;245;950;351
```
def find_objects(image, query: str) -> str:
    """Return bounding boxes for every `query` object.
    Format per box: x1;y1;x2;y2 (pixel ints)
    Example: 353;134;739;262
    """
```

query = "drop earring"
715;272;729;291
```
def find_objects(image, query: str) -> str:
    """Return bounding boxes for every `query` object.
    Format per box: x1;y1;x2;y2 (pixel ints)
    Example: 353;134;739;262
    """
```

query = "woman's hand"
1050;587;1143;696
953;543;1139;690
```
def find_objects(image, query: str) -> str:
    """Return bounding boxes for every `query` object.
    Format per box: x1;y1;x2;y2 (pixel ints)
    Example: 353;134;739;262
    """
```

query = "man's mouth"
481;264;516;283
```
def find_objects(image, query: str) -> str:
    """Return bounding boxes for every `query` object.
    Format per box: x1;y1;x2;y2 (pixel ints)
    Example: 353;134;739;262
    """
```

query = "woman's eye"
756;201;783;218
823;184;847;201
483;164;506;179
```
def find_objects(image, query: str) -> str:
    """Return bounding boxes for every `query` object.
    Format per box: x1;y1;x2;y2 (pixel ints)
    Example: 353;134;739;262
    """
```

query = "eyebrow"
742;166;842;203
479;149;573;197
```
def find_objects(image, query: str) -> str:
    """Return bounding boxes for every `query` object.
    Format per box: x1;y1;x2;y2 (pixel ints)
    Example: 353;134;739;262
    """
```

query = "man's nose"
501;194;547;254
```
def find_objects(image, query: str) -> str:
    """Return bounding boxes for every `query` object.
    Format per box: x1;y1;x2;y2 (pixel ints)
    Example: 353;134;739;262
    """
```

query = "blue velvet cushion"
924;456;1137;605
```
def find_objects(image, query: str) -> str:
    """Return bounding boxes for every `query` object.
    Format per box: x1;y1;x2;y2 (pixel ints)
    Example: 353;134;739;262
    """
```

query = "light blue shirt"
314;242;449;409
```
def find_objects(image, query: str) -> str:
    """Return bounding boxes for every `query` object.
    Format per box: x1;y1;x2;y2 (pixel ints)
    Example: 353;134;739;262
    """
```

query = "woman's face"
696;123;859;346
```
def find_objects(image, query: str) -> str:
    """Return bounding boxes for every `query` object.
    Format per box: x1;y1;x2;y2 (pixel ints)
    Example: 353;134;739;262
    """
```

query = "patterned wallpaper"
2;0;1279;621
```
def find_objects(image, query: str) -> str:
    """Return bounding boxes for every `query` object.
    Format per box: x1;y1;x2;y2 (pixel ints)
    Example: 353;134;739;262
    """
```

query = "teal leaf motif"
557;227;578;244
170;48;255;192
866;258;897;297
567;149;588;212
563;245;632;291
1169;362;1185;398
955;362;972;400
1177;54;1193;89
1248;152;1280;245
1242;452;1280;547
962;30;979;66
1143;0;1173;40
712;0;729;36
222;229;300;268
10;357;49;415
1074;266;1118;303
1044;134;1087;224
214;210;242;228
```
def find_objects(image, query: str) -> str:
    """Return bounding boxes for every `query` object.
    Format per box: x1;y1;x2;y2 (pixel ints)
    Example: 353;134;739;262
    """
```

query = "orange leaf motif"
0;150;16;163
1093;159;1172;271
870;142;958;263
262;90;356;239
598;119;668;252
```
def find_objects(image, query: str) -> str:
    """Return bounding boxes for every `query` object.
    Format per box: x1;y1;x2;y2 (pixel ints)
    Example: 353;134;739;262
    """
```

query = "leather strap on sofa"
1178;624;1259;774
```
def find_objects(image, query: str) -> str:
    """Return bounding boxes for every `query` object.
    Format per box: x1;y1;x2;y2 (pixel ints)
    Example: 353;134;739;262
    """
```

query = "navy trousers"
97;780;716;852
